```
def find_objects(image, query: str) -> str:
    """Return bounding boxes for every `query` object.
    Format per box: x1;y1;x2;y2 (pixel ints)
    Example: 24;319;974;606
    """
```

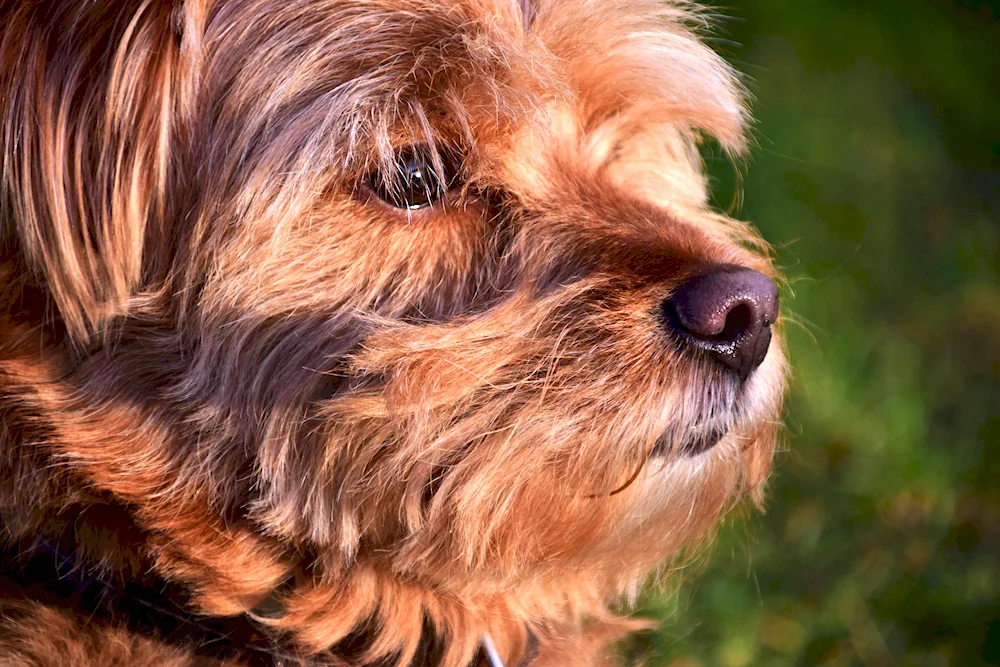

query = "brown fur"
0;0;786;664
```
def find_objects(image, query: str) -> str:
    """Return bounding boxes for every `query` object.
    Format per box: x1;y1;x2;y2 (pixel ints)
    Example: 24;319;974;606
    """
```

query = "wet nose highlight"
663;266;780;381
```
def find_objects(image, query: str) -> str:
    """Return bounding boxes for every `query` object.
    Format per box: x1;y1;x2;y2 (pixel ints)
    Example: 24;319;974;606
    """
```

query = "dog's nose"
663;266;779;381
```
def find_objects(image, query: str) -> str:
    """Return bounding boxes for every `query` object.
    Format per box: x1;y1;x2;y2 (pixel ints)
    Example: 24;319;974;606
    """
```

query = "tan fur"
0;1;786;665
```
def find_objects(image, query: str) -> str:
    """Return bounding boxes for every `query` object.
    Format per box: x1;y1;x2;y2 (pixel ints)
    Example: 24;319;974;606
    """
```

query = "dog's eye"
367;147;457;210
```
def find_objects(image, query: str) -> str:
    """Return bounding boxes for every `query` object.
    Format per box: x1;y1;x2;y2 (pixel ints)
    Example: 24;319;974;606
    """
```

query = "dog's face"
1;0;785;663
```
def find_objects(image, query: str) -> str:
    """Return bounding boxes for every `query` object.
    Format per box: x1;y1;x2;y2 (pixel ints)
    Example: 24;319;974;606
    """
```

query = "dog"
0;0;786;665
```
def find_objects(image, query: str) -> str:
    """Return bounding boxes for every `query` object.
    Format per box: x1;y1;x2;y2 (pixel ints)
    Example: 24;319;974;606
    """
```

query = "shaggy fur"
0;0;786;664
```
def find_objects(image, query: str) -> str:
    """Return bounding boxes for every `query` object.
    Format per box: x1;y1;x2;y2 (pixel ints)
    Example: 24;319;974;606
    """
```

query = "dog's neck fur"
0;537;521;666
0;269;459;666
0;262;569;667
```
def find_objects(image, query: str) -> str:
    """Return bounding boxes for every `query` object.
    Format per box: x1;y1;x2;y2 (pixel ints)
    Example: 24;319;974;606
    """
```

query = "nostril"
662;265;779;381
720;302;753;343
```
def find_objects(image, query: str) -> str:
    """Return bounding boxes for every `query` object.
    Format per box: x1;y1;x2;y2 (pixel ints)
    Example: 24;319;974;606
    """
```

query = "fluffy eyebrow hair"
183;0;745;232
196;0;541;188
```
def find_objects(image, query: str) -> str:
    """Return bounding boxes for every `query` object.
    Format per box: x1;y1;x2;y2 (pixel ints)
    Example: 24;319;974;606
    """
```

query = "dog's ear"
1;2;179;340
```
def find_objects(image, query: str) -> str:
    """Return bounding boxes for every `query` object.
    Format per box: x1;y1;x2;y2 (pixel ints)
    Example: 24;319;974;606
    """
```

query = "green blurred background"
626;1;1000;665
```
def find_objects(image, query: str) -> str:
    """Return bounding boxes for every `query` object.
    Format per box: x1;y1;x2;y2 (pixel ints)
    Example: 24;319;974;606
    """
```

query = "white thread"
482;633;506;667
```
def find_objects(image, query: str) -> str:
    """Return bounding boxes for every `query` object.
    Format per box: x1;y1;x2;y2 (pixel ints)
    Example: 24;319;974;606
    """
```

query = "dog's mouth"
648;372;743;458
652;423;730;458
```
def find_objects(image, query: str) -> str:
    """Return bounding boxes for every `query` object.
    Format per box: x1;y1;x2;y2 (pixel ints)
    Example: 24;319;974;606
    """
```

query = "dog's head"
1;0;785;663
